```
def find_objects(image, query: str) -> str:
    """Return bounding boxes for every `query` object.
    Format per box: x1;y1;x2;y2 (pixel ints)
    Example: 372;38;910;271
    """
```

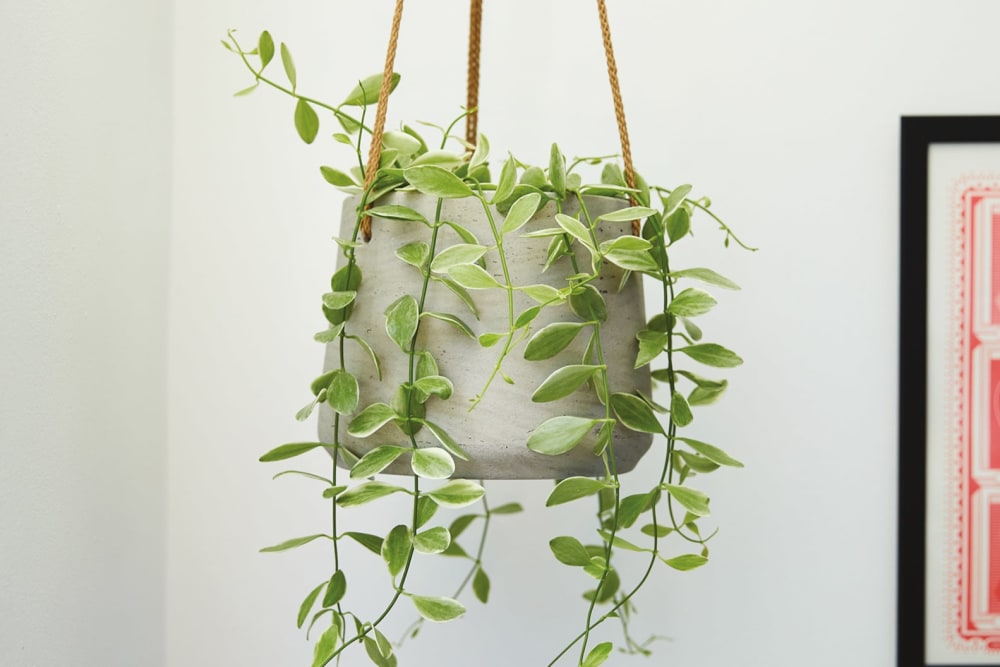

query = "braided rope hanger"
360;0;638;240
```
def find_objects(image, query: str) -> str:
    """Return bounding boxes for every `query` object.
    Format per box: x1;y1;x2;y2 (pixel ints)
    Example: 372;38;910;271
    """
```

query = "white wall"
166;1;1000;666
0;1;171;665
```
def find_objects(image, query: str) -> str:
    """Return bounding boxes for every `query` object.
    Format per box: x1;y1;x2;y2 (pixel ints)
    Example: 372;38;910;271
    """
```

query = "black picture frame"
899;115;1000;667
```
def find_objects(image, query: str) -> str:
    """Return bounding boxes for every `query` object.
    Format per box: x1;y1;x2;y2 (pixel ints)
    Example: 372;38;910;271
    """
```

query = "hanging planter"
316;191;653;479
227;0;754;664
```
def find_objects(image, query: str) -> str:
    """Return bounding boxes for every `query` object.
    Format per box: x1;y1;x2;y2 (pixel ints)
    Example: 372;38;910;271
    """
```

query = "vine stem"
226;32;372;136
653;186;757;251
467;188;516;409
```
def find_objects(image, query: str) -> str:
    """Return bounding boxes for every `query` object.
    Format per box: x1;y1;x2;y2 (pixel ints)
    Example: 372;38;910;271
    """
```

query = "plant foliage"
226;28;753;667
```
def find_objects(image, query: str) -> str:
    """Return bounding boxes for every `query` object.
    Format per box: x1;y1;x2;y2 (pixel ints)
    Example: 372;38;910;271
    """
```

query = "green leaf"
448;264;500;289
500;192;542;235
382;130;422;156
604;248;660;274
417;419;471;461
346;334;382;380
314;323;345;344
294;99;319;144
410;595;466;622
667;288;717;318
662;184;692;216
671;391;694;427
618;492;653;529
350;445;407;479
297;581;326;628
449;514;478;539
322;570;347;608
435;275;479;318
385;294;419;352
337;481;408;507
491;155;517;205
582;642;614;667
554;213;595;251
531;365;603;403
420;311;474;339
415;495;439;529
635;330;669;369
347;403;397;437
322;291;357;310
469;133;490;170
548;143;566;198
427;479;485;508
325;265;362;325
523;322;586;361
415;350;439;378
689;380;727;405
382;524;411;577
478;332;504;348
342;72;401;106
280;42;296;90
430;244;488;272
411;447;455;479
662;554;709;571
311;618;342;667
569;285;607;323
326;369;359;415
583;556;609;580
521;284;562;304
412;526;451;554
409;150;465;169
403;165;473;199
678;450;720;473
343;531;383;555
320;166;356;187
440;541;469;558
412;374;454;400
527;416;600;455
663;484;711;517
363;631;395;667
679;343;744;368
546;477;612;507
260;441;326;462
514;306;542;329
597;530;647;553
598;206;658;223
257;31;274;69
641;523;672;538
473;566;490;603
677;437;744;467
367;204;428;224
665;207;691;243
550;536;591;566
233;83;259;97
599;235;653;255
395;241;430;269
491;502;523;515
260;533;331;553
610;393;664;434
669;267;741;290
320;485;348;499
681;316;703;342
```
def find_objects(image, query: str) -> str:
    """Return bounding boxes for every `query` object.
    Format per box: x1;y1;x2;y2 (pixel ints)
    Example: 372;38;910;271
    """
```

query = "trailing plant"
226;27;753;667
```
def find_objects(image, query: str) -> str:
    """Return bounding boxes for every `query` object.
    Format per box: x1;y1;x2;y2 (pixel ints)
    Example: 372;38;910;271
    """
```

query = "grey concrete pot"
318;191;652;479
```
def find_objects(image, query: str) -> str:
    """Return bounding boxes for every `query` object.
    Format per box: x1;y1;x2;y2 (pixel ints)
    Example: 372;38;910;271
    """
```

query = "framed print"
899;116;1000;666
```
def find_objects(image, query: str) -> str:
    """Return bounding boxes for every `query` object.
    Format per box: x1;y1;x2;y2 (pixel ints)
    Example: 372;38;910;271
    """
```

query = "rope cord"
360;0;405;241
465;0;483;147
595;0;639;235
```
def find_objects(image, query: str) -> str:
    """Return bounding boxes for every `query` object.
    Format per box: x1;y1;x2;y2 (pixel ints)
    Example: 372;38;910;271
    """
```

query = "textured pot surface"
318;191;652;479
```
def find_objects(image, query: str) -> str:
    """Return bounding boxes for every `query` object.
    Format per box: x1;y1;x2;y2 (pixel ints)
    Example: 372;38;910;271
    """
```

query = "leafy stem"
226;31;372;136
468;187;517;410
